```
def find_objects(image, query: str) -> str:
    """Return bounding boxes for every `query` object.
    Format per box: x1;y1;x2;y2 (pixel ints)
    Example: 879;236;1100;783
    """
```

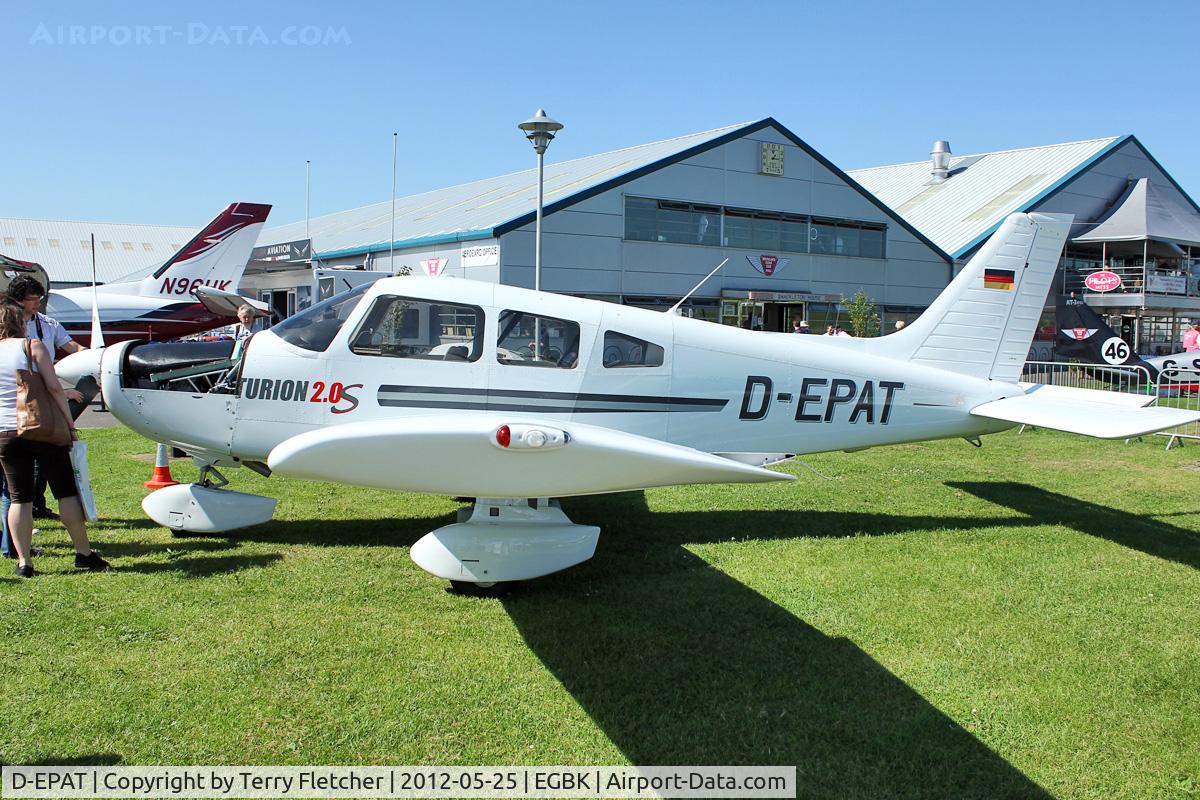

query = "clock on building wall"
760;142;785;176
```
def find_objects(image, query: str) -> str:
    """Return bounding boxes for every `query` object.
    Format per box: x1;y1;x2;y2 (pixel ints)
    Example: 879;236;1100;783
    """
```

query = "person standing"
6;276;87;520
1183;320;1200;352
0;302;107;577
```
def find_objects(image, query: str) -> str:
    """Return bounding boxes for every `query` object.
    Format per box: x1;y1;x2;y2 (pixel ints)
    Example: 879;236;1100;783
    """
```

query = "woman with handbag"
0;303;107;577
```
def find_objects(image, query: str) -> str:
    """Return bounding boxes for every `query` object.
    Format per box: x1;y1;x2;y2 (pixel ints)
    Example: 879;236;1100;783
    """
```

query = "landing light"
491;424;569;451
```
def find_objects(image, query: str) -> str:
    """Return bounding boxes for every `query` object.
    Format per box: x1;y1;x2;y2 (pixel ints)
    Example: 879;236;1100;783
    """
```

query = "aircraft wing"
970;383;1199;439
267;414;794;497
193;285;270;317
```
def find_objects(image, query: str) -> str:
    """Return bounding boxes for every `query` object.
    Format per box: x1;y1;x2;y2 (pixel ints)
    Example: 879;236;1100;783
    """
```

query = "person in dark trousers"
0;302;106;577
6;276;88;520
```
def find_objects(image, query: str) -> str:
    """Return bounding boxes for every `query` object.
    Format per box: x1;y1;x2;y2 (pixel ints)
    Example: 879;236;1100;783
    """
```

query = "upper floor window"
624;196;886;259
625;197;721;246
350;295;482;361
602;331;665;368
497;310;580;369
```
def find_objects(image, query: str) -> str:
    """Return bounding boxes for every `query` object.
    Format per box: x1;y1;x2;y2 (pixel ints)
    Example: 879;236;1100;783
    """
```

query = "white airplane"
45;201;271;346
70;212;1199;595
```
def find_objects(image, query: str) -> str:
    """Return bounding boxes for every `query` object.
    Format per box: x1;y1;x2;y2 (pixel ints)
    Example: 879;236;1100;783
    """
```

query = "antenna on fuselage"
668;258;729;315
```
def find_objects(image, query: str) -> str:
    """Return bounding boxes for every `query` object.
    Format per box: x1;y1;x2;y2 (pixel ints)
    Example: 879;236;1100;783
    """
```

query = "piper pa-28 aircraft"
45;201;271;346
69;212;1200;594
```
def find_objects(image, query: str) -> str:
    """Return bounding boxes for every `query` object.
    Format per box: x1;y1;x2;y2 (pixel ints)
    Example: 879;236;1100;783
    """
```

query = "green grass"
2;426;1199;799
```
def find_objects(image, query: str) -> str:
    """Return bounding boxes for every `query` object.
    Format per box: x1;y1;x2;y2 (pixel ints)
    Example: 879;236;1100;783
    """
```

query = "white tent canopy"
1073;178;1200;248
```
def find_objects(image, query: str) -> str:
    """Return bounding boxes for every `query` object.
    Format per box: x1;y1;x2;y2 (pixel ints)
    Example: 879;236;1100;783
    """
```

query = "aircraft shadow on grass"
950;481;1200;571
106;482;1196;794
499;490;1056;798
0;754;123;766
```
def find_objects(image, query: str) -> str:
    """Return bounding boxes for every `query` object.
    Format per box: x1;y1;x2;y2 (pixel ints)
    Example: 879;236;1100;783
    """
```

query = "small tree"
844;289;880;338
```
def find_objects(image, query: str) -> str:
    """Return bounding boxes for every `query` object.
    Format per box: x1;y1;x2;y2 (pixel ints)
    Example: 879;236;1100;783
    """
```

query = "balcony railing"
1063;261;1200;299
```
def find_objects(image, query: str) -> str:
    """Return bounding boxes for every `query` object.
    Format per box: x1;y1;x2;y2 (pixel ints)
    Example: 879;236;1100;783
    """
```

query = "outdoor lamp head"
518;109;563;155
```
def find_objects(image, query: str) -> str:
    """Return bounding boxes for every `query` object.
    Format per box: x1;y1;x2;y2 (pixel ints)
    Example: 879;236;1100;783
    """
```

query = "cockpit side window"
496;310;580;369
272;282;371;352
349;295;483;361
602;330;665;368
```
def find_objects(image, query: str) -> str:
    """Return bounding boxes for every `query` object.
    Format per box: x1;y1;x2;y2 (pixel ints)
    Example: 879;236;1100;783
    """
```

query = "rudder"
870;212;1072;382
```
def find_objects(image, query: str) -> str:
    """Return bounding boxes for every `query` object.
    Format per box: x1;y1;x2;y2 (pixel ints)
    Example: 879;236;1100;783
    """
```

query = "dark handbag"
16;338;72;447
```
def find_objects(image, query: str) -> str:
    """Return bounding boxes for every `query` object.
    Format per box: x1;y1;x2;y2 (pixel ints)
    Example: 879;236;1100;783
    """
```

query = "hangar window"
602;331;664;368
3;237;14;247
25;238;36;248
810;219;886;259
80;240;91;249
49;239;60;249
497;310;580;369
273;281;371;352
143;243;154;251
122;242;134;251
349;295;482;361
101;241;113;250
625;197;720;246
625;196;885;258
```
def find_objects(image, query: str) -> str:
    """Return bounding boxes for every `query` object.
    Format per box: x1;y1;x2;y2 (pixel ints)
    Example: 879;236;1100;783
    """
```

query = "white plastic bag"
70;440;97;521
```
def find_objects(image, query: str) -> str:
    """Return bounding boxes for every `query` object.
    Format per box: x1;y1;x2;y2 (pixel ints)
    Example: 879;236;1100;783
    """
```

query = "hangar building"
849;136;1200;355
254;118;952;332
0;218;197;288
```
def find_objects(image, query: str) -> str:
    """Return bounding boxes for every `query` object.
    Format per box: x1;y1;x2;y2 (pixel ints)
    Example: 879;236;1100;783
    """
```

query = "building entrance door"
761;302;806;332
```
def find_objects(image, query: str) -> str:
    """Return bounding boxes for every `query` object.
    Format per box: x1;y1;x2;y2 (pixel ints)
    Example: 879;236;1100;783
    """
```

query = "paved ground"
77;402;122;430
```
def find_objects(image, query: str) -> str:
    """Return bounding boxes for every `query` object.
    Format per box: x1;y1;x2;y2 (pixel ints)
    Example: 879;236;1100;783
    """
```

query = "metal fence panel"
1154;367;1200;449
1020;361;1153;396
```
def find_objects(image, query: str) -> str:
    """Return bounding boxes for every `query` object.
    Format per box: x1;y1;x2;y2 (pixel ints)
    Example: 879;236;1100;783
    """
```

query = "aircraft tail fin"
139;202;271;299
1055;293;1157;375
870;212;1071;383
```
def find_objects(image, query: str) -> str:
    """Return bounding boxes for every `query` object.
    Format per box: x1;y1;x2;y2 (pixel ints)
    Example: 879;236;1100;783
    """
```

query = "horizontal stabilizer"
193;285;270;317
268;414;793;497
971;384;1199;439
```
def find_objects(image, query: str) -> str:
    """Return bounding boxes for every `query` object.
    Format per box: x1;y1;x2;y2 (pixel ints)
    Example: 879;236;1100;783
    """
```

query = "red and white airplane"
44;202;271;346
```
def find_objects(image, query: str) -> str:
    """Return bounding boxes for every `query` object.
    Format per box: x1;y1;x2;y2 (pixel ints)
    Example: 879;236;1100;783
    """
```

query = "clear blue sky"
3;0;1196;229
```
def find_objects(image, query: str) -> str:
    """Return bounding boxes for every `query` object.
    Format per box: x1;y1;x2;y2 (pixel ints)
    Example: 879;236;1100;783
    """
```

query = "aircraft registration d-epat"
60;212;1200;594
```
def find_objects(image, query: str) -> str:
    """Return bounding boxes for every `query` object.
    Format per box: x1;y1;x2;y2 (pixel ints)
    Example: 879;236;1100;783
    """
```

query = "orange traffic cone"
144;443;179;489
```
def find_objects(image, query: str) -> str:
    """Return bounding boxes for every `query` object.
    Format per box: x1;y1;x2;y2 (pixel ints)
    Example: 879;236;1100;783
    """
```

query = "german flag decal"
983;268;1015;290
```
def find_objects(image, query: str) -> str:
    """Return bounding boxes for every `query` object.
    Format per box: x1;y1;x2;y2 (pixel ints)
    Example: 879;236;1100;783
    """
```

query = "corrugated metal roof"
848;136;1125;258
261;122;761;259
0;218;197;284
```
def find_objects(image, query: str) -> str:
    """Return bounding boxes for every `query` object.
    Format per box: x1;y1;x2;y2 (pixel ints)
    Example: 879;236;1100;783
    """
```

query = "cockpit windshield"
272;282;371;352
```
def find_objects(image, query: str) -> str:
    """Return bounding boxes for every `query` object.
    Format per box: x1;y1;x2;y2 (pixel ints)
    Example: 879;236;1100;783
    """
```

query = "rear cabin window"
273;283;370;352
350;295;483;361
496;310;580;369
602;331;665;368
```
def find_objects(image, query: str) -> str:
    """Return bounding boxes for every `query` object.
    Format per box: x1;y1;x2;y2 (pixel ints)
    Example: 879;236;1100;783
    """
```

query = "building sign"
461;243;499;268
420;256;447;277
746;254;790;276
1146;273;1187;294
1083;270;1122;292
249;239;311;268
740;291;841;303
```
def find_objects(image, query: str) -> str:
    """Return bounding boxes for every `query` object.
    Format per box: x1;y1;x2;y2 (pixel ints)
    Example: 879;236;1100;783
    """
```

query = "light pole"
517;109;563;294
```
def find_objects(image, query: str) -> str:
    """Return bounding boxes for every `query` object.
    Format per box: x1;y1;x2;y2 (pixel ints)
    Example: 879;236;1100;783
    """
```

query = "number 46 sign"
1100;336;1131;365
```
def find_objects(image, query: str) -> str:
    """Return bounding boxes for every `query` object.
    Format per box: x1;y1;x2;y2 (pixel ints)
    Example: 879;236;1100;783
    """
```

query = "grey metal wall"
498;126;950;305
